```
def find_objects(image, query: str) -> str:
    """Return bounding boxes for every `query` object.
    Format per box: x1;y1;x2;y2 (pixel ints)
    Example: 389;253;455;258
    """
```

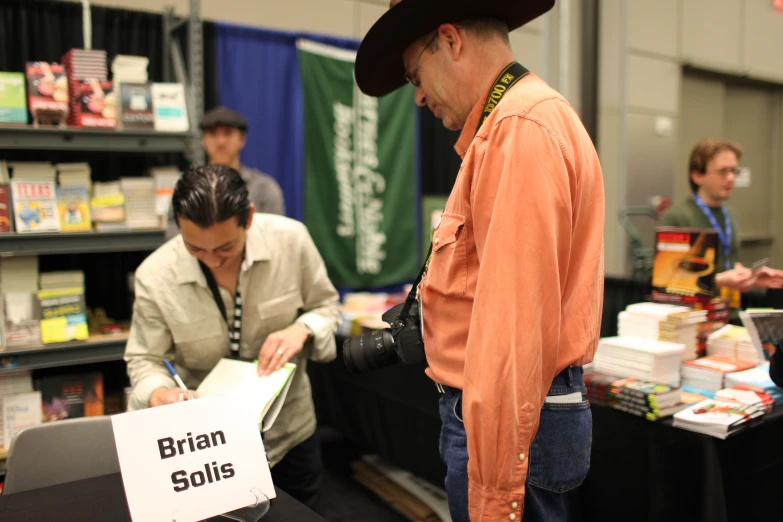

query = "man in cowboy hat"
355;1;605;521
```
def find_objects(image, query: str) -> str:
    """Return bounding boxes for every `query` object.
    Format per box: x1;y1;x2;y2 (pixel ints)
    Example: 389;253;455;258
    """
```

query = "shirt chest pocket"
425;213;468;297
255;291;304;333
170;316;225;371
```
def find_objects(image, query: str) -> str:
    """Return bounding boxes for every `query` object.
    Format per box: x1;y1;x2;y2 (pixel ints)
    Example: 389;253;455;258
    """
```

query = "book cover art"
25;62;68;114
37;372;104;422
0;72;28;123
151;82;189;132
0;185;11;232
38;288;89;344
56;185;91;232
652;227;718;305
119;82;154;130
73;79;117;128
10;180;60;233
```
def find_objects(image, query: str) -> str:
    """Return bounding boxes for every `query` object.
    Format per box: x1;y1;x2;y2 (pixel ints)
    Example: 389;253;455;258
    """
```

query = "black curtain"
0;0;217;324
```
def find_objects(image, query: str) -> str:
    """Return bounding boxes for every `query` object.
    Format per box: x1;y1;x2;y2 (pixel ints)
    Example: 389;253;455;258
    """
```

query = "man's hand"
716;263;783;291
150;387;198;407
257;323;310;376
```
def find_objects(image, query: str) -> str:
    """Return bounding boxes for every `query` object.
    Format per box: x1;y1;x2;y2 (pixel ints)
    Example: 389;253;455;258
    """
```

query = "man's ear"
690;170;704;188
440;24;463;59
245;203;256;229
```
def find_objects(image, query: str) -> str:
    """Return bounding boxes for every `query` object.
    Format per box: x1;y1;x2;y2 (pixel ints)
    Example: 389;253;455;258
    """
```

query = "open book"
196;359;295;432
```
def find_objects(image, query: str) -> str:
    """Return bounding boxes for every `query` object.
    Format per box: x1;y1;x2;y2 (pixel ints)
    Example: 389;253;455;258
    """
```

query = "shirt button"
519;453;526;461
511;502;518;509
510;515;517;521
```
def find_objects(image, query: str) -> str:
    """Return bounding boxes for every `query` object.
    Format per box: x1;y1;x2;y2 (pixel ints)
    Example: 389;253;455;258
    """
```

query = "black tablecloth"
0;473;326;522
309;339;783;522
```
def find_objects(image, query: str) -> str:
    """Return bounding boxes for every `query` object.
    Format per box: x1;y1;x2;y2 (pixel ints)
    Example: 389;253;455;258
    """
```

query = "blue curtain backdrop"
215;23;360;222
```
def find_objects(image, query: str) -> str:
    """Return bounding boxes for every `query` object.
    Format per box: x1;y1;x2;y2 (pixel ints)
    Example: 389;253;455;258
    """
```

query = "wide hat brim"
355;0;555;98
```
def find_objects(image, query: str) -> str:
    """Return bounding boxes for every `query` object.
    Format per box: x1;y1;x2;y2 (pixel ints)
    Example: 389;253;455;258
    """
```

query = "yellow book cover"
57;185;92;232
38;287;89;344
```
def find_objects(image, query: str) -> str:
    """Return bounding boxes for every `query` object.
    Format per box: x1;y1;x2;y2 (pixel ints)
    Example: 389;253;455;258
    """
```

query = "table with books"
567;302;783;522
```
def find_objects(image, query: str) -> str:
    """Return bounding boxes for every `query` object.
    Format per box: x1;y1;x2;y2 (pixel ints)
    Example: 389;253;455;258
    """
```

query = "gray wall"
599;0;783;276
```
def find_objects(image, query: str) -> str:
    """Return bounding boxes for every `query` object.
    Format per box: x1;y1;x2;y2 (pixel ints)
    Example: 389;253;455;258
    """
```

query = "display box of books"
651;227;718;305
10;180;61;233
0;72;28;124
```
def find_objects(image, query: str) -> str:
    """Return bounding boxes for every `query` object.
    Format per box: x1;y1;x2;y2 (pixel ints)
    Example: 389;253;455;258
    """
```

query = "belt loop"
567;366;574;387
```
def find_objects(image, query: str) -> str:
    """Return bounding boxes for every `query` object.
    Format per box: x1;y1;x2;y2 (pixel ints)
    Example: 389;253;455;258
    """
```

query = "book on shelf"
10;180;60;233
119;82;154;130
36;371;104;422
57;185;92;232
25;61;68;126
0;184;11;233
196;358;296;432
70;79;117;129
38;287;89;344
1;391;42;451
151;83;189;132
1;292;42;349
0;72;28;124
651;227;718;305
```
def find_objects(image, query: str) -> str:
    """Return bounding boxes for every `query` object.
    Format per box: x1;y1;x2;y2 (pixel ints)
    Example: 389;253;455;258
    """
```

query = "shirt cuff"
296;312;329;337
130;374;176;411
469;481;526;522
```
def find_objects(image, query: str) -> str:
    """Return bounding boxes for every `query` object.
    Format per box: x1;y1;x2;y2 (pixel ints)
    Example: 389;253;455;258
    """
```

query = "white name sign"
111;395;274;522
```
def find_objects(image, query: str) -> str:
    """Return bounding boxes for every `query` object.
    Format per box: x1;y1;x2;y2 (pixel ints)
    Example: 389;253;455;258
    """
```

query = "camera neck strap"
198;260;242;359
399;63;527;321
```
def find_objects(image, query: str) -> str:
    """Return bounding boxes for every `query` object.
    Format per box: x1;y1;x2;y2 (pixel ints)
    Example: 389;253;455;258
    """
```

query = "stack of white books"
39;270;85;291
681;355;756;392
56;163;92;193
706;324;759;363
593;336;686;387
618;302;706;361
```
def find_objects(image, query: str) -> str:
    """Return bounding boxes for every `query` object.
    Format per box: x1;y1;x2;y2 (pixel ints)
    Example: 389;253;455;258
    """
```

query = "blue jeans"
438;367;592;522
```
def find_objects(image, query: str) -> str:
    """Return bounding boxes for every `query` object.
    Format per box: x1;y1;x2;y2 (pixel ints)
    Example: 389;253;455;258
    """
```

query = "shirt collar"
176;214;271;285
454;93;487;159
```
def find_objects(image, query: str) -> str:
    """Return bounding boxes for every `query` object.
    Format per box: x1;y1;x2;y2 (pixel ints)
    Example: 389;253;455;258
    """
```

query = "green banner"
298;40;418;289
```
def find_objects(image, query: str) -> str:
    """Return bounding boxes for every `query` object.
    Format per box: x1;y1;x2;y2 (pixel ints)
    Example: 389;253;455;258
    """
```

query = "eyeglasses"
404;31;439;88
709;167;741;177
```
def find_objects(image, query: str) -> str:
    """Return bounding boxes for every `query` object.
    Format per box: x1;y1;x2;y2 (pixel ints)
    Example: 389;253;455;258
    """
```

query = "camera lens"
342;329;399;374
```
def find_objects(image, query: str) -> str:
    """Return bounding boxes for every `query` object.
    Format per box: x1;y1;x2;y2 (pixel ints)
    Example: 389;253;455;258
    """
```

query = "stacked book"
673;395;766;439
715;387;775;414
617;302;706;360
592;336;685;387
706;324;759;363
120;177;158;229
113;55;153;131
56;163;92;192
583;371;689;421
9;163;59;233
111;55;149;90
62;48;116;128
1;256;41;349
91;181;127;232
695;299;731;357
725;363;783;406
681;355;756;392
0;370;37;451
37;271;88;345
149;166;182;227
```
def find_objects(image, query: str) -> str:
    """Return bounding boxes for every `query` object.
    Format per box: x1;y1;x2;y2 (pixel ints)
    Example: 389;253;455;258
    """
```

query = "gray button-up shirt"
125;213;341;466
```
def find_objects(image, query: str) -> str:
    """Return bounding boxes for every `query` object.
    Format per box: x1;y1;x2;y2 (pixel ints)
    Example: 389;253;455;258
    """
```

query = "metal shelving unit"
0;125;190;153
0;336;128;372
0;230;166;256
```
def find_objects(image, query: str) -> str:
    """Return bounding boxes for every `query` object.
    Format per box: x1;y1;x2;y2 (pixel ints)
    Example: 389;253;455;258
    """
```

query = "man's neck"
696;189;724;208
458;48;516;129
209;158;242;171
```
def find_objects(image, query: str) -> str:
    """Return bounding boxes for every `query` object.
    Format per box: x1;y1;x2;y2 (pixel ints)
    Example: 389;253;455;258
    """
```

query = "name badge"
111;396;274;522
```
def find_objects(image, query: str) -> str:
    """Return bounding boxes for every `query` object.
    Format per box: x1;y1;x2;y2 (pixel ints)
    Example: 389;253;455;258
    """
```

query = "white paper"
2;391;42;450
111;395;274;522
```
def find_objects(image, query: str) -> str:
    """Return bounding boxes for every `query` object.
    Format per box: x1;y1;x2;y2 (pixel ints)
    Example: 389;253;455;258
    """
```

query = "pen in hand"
164;360;191;399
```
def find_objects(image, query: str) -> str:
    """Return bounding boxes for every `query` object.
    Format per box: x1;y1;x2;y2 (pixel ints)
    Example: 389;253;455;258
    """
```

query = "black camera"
342;302;426;374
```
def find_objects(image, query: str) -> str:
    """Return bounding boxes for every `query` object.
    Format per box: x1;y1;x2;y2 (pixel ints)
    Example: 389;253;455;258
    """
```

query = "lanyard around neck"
476;62;530;136
198;261;243;358
693;194;732;271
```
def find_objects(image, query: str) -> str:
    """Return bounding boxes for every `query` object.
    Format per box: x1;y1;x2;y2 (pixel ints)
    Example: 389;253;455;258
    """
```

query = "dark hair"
688;138;743;193
171;164;251;228
455;17;511;46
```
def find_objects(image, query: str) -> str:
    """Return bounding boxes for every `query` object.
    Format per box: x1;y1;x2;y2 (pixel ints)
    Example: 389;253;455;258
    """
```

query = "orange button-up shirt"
420;72;605;521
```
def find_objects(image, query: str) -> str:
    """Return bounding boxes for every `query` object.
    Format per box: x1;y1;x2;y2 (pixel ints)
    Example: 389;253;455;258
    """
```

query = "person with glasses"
355;1;604;521
659;138;783;295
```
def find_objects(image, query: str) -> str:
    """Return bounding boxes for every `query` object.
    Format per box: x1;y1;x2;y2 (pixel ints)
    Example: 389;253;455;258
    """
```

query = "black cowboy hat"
354;0;555;98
